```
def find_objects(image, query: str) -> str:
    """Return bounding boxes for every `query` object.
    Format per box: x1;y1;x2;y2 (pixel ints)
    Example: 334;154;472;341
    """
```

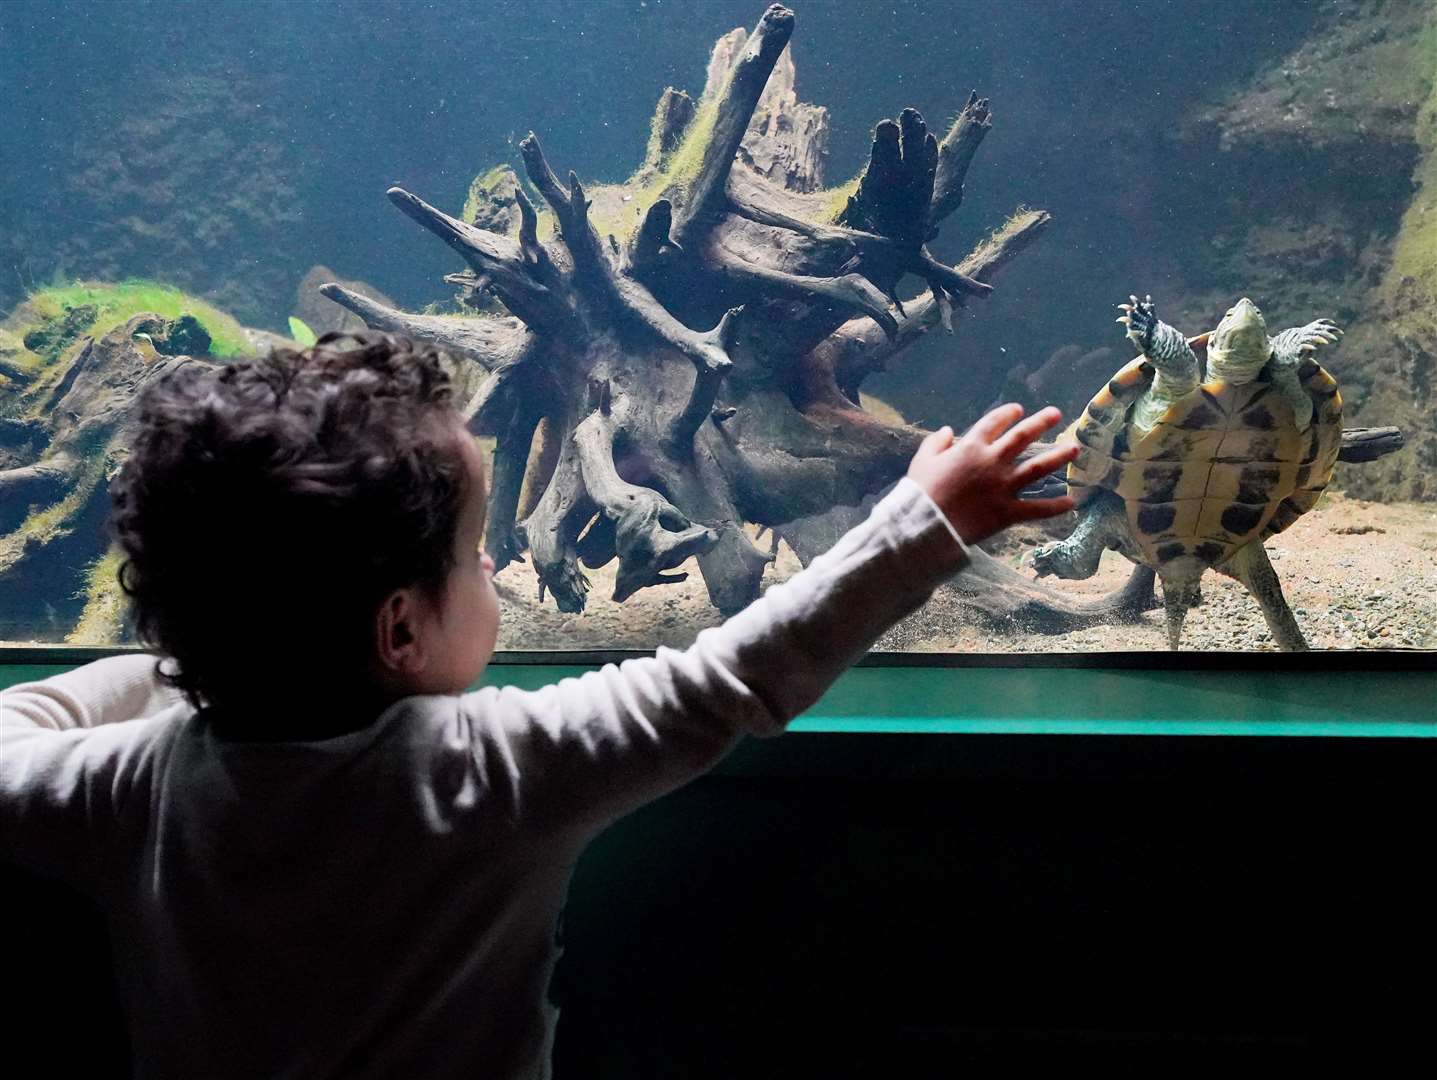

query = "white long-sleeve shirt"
1;479;966;1079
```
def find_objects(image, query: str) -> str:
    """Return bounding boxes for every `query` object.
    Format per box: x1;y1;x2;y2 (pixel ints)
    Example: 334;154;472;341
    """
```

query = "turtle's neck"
1206;343;1270;386
1133;364;1200;434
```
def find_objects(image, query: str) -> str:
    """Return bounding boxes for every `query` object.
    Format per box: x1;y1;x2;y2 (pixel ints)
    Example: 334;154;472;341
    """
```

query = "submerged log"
1336;426;1404;463
323;4;1071;624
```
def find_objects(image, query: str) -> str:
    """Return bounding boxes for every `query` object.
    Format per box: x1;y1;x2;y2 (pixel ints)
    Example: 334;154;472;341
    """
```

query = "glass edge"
1;645;1432;673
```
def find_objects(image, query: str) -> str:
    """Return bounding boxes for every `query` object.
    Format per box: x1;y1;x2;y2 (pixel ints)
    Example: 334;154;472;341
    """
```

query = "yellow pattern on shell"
1067;357;1154;499
1066;355;1343;570
1261;359;1343;538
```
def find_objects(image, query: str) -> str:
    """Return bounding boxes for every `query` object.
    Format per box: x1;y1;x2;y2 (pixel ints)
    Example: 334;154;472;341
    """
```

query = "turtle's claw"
1031;545;1056;578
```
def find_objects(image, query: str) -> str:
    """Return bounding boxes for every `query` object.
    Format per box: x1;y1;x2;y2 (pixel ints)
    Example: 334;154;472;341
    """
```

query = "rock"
0;320;216;639
0;328;25;361
1169;0;1435;505
241;326;292;355
23;304;98;363
0;329;32;386
130;312;212;357
1334;524;1385;534
461;167;523;235
293;265;397;337
1184;0;1432;155
0;73;309;328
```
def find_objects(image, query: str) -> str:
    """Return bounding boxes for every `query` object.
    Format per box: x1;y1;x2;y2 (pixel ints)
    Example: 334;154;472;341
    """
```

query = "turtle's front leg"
1032;491;1131;580
1269;318;1341;433
1118;294;1200;434
1117;293;1161;354
1117;294;1199;381
1216;541;1309;651
1270;318;1342;362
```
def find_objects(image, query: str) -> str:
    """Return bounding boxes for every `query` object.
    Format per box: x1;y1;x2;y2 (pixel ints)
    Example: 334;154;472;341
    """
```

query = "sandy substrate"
494;492;1436;654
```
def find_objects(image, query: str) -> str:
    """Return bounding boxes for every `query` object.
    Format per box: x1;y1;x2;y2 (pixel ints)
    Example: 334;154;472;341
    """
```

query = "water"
1;0;1432;652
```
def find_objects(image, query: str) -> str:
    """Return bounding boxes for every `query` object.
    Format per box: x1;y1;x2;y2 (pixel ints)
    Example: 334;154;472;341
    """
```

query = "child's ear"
375;590;426;674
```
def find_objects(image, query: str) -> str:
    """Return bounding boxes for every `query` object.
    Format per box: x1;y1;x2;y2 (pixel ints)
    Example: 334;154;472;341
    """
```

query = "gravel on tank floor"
490;493;1435;655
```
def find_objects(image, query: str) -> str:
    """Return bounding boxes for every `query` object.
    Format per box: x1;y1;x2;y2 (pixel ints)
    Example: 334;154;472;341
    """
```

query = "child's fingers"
1009;494;1076;521
1009;443;1079;489
914;425;955;462
967;403;1024;444
992;406;1063;459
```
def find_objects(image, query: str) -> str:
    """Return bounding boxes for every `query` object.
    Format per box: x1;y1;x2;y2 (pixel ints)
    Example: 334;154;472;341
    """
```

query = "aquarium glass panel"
2;0;1432;654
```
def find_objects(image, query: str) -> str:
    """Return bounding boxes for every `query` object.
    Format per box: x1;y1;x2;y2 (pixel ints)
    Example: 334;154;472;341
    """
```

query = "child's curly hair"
108;332;472;710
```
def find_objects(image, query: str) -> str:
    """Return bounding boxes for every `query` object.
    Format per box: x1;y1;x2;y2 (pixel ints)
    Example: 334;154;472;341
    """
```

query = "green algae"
22;303;99;366
816;175;862;224
26;280;252;359
67;546;129;646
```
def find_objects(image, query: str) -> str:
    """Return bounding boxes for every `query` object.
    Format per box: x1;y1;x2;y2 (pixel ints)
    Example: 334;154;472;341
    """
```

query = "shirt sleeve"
1;653;184;730
463;477;969;836
1;655;184;888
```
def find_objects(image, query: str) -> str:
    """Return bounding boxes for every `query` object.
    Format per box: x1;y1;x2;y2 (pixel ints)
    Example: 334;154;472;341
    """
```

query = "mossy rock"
23;304;99;364
0;327;27;360
19;280;253;360
462;166;522;234
0;329;34;387
130;312;212;356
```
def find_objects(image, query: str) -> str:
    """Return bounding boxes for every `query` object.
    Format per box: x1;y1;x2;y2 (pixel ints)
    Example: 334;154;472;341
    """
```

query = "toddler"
1;333;1075;1078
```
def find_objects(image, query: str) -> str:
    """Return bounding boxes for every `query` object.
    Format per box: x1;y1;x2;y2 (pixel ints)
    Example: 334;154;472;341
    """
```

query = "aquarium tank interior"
1;0;1433;656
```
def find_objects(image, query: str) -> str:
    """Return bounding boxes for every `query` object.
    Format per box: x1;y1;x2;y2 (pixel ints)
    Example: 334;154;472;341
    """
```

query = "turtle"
1031;294;1344;651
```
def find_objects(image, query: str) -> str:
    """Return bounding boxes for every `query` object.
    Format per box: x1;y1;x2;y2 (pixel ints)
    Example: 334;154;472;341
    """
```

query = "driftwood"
0;321;202;537
319;4;1404;631
0;317;208;640
322;4;1121;629
1336;426;1405;463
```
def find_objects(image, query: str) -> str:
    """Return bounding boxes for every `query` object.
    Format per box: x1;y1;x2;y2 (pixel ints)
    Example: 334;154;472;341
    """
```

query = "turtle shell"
1067;351;1343;570
1260;356;1343;539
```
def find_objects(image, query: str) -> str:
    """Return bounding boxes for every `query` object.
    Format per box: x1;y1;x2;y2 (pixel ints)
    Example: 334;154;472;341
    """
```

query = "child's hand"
907;404;1079;545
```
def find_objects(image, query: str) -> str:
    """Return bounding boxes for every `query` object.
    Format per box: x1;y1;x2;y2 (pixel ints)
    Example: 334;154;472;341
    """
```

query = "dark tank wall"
6;657;1435;1077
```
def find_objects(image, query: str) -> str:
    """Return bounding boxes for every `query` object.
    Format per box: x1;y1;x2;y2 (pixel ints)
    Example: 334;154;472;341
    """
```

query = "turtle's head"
1209;297;1270;380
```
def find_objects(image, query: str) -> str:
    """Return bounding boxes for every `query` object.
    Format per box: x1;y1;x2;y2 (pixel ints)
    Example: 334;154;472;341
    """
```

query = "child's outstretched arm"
464;405;1077;838
1;654;186;885
1;654;183;731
